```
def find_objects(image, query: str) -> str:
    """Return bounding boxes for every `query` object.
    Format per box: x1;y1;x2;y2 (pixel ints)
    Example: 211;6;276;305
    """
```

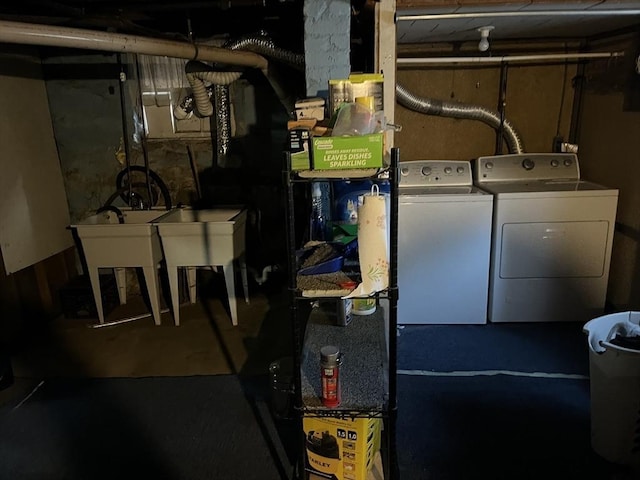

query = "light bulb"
477;26;494;53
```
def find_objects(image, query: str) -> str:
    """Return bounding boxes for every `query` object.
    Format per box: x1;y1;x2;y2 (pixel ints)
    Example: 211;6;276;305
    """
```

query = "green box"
288;128;312;170
312;133;384;170
291;150;311;170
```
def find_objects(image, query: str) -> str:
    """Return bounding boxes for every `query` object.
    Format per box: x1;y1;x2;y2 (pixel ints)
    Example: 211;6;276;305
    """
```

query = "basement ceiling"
0;0;304;45
396;1;640;45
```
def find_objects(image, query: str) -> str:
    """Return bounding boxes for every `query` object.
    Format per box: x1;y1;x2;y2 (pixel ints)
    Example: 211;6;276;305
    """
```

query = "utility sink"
70;208;169;326
153;207;249;326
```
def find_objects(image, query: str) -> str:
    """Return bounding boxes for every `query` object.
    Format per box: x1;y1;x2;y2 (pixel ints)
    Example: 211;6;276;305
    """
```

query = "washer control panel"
474;153;580;183
400;160;473;187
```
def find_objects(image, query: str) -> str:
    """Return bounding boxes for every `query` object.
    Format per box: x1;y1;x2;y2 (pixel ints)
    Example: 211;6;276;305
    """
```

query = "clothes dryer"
474;153;618;323
398;160;493;324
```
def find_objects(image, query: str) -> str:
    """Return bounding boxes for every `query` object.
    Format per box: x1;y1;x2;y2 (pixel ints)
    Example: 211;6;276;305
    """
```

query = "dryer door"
499;221;610;279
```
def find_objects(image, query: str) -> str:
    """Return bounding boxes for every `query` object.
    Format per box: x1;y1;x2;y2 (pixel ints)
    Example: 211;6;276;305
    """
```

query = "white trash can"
583;311;640;467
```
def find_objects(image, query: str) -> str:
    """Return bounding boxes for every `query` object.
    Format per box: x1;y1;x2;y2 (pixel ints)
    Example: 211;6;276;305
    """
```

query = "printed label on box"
312;134;383;170
303;416;381;480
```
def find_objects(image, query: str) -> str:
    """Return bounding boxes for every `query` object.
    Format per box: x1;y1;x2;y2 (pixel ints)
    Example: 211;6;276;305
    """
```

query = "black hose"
96;205;125;223
103;182;172;210
115;166;172;209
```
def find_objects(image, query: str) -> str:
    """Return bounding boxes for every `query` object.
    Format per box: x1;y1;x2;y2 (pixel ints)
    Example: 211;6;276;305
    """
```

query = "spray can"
320;345;342;408
337;298;353;326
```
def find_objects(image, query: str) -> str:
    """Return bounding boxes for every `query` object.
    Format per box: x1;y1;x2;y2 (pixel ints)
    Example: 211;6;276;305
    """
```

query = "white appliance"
398;160;493;324
474;153;619;323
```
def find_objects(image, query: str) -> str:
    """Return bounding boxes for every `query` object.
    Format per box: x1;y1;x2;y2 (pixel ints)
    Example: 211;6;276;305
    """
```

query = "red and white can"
320;345;342;408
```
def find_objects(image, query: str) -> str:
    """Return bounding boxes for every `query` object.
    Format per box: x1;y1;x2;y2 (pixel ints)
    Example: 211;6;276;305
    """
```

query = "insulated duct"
185;31;304;166
396;83;525;154
185;61;242;117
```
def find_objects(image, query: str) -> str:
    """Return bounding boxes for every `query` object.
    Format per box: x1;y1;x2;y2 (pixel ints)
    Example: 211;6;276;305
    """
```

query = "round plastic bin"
583;311;640;467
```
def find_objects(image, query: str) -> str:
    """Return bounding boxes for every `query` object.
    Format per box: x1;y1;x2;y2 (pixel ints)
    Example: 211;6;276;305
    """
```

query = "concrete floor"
9;270;292;380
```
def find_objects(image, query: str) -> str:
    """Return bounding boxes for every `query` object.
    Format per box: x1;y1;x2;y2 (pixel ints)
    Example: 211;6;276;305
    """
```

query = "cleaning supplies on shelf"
310;181;326;241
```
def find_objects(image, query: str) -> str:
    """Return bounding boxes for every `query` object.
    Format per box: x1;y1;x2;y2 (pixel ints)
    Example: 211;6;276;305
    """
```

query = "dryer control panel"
400;160;472;187
474;153;580;183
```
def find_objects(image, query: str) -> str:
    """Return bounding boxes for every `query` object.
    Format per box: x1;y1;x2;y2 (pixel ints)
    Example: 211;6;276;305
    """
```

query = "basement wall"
395;45;577;160
577;33;640;311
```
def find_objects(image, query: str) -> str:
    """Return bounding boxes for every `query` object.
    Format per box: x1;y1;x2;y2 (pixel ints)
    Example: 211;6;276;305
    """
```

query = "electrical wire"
134;53;153;210
556;46;570;138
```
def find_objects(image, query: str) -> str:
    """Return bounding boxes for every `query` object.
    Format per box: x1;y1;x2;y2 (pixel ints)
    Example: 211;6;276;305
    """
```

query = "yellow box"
329;73;384;115
303;416;381;480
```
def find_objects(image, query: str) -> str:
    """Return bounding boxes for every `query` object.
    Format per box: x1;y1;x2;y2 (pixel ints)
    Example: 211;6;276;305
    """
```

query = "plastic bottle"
311;182;326;241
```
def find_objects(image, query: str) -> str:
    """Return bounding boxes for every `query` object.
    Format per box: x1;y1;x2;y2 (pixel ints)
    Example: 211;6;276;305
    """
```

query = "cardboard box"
288;128;312;170
312;133;384;170
303;416;382;480
295;97;326;121
329;74;384;115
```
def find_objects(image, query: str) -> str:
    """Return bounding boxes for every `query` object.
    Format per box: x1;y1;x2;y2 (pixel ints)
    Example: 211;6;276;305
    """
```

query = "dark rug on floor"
396;374;635;480
398;322;590;375
1;372;637;480
0;375;287;480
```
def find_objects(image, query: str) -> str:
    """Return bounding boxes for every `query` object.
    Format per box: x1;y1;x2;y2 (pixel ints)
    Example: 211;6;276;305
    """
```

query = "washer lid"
478;179;616;195
399;185;490;196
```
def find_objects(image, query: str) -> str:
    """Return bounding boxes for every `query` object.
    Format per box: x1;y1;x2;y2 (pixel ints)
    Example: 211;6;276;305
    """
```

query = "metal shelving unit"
283;148;399;480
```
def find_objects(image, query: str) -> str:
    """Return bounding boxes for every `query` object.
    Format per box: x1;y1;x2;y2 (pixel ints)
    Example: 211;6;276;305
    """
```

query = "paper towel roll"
345;189;389;298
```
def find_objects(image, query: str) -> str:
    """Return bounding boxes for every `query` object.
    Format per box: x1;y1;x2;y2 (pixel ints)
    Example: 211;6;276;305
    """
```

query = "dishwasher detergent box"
288;128;312;170
303;416;381;480
312;133;384;170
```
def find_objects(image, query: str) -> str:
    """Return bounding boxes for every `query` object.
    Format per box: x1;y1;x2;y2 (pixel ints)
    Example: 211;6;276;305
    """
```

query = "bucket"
583;311;640;467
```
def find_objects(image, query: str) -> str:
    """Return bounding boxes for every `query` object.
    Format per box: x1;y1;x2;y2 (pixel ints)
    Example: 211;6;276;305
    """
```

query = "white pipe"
0;20;269;71
397;51;624;66
397;10;640;21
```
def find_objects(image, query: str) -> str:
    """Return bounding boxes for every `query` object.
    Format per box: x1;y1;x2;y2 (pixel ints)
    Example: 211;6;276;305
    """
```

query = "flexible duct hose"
184;32;304;165
396;83;525;154
184;62;243;117
214;84;233;162
222;31;305;70
185;33;303;119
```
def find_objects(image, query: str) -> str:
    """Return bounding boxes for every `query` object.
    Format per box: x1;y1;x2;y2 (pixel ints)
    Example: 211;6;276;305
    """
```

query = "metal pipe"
134;54;153;210
116;53;133;207
495;62;508;155
396;10;640;21
0;20;269;70
90;308;171;328
397;51;624;65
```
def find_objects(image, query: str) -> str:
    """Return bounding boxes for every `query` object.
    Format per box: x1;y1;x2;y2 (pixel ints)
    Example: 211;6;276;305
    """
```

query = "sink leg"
222;261;238;326
187;267;197;304
240;254;250;304
167;265;180;327
88;268;105;324
143;265;162;326
114;268;127;305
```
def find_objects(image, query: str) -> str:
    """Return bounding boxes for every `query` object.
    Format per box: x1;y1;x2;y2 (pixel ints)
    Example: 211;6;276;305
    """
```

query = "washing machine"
398;160;494;324
474;153;619;323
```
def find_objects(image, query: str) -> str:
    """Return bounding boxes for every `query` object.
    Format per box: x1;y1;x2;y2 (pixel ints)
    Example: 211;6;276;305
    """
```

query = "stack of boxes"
288;74;385;172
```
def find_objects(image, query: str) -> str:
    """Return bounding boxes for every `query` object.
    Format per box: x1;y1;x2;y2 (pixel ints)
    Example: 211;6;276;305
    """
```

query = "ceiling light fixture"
477;26;495;52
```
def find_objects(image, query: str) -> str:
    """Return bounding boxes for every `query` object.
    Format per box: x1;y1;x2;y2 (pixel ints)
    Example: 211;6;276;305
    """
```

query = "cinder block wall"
304;0;351;97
